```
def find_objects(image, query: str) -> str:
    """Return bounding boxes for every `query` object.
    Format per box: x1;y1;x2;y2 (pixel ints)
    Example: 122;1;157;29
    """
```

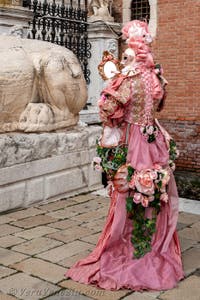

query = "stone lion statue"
0;35;87;132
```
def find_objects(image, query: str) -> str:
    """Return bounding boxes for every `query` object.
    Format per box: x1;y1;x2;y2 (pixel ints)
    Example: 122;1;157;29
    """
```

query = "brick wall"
152;0;200;174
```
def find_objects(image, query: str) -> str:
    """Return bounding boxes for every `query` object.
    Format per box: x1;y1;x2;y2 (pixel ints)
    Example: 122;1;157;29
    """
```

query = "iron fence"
27;0;91;84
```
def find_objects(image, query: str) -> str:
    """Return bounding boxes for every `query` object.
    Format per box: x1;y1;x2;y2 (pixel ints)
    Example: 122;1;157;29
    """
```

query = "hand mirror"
98;51;122;80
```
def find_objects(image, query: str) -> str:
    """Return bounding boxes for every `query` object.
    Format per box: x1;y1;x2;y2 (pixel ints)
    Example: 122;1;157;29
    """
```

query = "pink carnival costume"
65;20;184;291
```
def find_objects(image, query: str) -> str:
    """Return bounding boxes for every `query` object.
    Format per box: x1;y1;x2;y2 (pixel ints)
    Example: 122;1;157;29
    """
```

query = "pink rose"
160;192;168;203
153;164;162;170
135;169;155;196
146;125;154;135
133;192;143;204
160;168;170;187
141;196;149;207
148;195;154;202
93;157;102;164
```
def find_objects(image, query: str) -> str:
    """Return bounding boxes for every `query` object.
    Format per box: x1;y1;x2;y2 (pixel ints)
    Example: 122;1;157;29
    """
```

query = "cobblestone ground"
0;193;200;300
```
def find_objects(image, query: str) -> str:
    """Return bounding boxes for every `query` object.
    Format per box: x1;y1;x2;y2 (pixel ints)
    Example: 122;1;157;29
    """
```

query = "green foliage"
127;166;135;182
126;196;160;259
96;142;128;179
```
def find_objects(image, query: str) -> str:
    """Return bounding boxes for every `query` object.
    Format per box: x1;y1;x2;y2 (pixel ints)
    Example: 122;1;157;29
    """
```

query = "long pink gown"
65;62;184;291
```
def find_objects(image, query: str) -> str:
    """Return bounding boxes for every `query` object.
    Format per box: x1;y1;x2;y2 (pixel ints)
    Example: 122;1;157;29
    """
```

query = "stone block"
11;214;57;229
0;272;60;300
45;168;87;200
36;241;93;263
11;237;63;255
0;266;16;279
0;224;22;238
25;178;44;206
0;182;25;212
11;258;66;284
14;225;59;240
182;247;200;276
122;291;161;300
59;279;130;300
0;247;28;266
47;226;95;243
160;275;200;300
0;235;25;248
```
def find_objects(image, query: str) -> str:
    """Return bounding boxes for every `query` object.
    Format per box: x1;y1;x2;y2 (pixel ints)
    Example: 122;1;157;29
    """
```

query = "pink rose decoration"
160;169;170;187
146;125;154;135
133;192;143;204
153;164;162;170
93;157;102;164
141;196;149;207
160;192;168;203
135;169;155;196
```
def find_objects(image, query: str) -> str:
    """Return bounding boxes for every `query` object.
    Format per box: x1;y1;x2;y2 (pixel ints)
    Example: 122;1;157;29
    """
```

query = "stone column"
80;21;121;124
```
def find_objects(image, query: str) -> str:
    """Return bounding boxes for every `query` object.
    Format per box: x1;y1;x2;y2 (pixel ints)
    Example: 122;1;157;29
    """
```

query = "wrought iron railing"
27;0;91;84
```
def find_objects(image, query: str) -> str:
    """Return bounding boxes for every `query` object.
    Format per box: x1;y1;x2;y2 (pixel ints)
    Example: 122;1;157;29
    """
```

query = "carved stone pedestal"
80;21;121;124
0;125;102;213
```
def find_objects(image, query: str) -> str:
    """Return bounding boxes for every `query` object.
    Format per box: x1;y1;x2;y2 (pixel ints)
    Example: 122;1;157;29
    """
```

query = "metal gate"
27;0;91;84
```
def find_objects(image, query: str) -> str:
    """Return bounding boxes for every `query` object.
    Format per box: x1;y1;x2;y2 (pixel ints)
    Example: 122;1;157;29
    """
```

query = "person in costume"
65;20;184;291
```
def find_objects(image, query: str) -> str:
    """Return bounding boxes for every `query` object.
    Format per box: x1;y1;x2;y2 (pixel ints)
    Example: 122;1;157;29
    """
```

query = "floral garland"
93;137;178;259
140;125;159;143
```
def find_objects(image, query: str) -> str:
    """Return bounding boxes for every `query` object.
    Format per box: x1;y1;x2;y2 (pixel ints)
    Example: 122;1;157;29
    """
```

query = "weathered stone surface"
178;212;200;225
0;224;22;237
160;275;200;300
59;279;129;300
178;227;200;241
179;236;197;252
11;258;66;284
0;273;60;300
0;293;17;300
5;207;44;221
0;235;25;248
11;215;57;229
48;219;81;230
45;289;93;300
58;250;91;268
0;266;16;279
182;247;200;276
0;183;25;212
47;226;95;243
122;291;161;300
0;35;87;133
36;241;93;263
14;225;59;240
38;199;77;212
0;247;28;266
11;237;63;255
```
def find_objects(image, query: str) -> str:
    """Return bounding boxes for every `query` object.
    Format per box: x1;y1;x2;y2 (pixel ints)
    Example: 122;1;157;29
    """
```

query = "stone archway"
122;0;157;37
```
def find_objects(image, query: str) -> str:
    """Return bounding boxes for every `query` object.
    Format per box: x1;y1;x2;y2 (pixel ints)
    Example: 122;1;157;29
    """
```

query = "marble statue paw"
19;103;54;132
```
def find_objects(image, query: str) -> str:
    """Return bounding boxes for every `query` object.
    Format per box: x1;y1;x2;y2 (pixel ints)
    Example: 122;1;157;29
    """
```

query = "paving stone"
58;250;91;268
0;272;60;300
0;235;26;248
71;208;107;223
80;232;101;245
0;293;17;300
45;289;94;300
178;212;200;225
47;226;95;243
36;241;93;263
11;237;63;255
0;247;28;266
176;222;188;231
48;219;81;230
0;266;16;279
192;221;200;230
122;291;161;300
179;236;198;252
11;258;66;284
71;194;96;203
182;247;200;276
159;275;200;300
14;225;59;240
11;215;58;229
47;207;81;220
5;208;44;221
38;199;77;212
0;224;22;237
59;279;130;300
194;269;200;277
80;218;106;232
178;227;200;241
0;215;15;224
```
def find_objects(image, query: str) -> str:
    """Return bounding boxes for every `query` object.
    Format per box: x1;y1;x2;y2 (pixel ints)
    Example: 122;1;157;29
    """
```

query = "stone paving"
0;193;200;300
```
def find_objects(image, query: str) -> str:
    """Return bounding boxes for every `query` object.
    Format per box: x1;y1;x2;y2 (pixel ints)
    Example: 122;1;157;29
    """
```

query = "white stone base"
0;125;103;213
